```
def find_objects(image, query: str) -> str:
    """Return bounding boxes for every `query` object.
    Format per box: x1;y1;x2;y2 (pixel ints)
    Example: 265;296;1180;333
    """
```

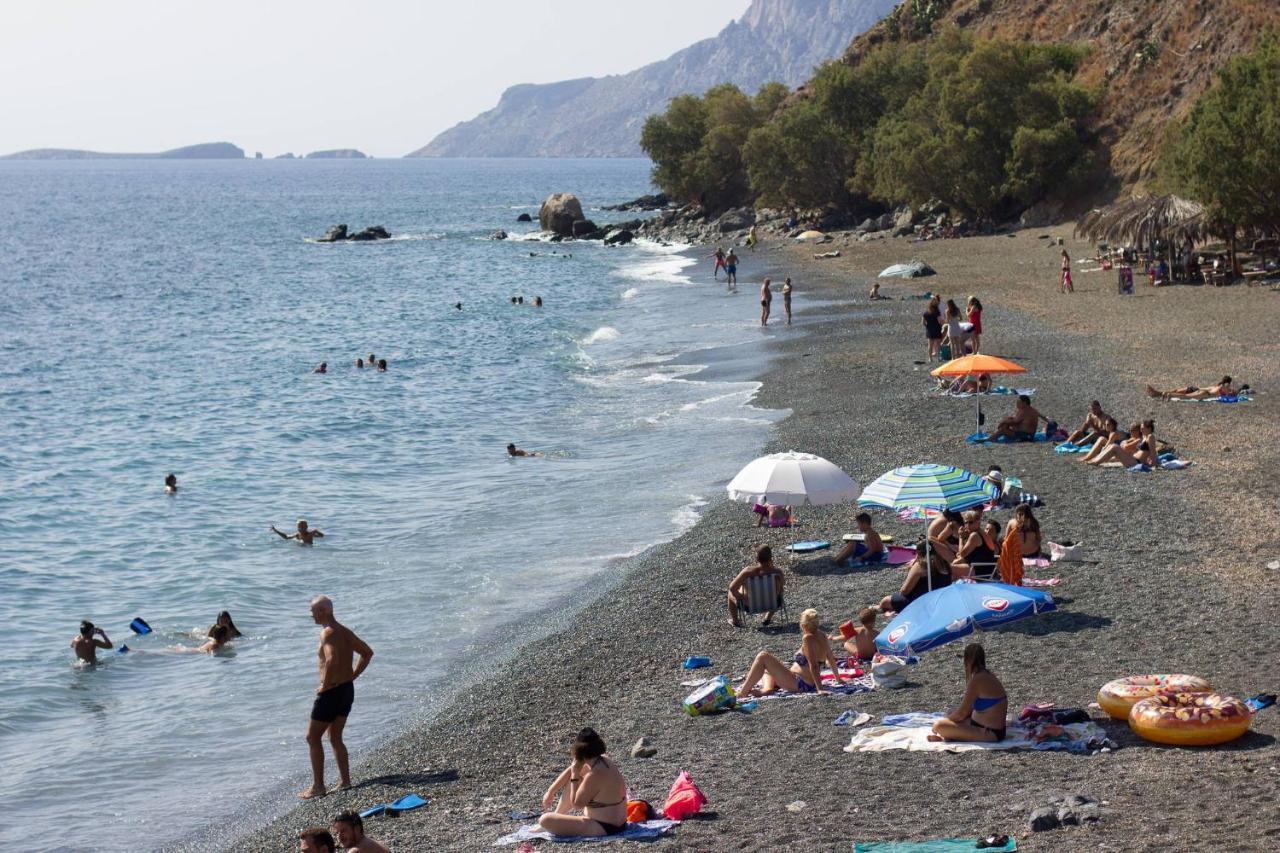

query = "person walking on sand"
300;596;374;800
725;249;739;292
710;247;726;280
760;278;773;325
746;224;758;251
1060;249;1073;294
782;277;793;325
272;519;324;545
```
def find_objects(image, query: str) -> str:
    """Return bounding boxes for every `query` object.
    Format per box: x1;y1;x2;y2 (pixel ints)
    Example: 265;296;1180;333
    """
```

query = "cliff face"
2;142;245;160
831;0;1277;190
408;0;900;158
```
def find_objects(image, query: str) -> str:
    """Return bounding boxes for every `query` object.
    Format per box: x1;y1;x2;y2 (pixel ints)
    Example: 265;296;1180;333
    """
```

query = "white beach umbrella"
726;451;861;506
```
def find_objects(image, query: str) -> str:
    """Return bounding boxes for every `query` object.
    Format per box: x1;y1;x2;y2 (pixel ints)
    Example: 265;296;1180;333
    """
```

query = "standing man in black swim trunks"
300;595;373;800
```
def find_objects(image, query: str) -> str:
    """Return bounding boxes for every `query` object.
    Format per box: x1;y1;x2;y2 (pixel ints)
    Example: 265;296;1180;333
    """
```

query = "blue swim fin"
130;617;152;635
389;794;428;813
117;644;130;654
358;804;387;819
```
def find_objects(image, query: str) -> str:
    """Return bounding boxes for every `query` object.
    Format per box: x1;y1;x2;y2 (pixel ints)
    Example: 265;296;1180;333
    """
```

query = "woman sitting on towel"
538;728;630;838
877;543;951;616
930;643;1008;743
949;511;998;578
735;608;846;697
1086;432;1157;468
1079;417;1126;463
1005;506;1042;557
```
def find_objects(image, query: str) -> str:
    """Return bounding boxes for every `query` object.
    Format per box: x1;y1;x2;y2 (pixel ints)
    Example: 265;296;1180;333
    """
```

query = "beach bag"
939;342;952;360
626;799;653;823
1049;541;1084;562
682;675;735;716
661;771;707;821
871;655;908;689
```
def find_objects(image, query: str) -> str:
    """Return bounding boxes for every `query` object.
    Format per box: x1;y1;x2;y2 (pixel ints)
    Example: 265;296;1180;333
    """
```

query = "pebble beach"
216;227;1280;852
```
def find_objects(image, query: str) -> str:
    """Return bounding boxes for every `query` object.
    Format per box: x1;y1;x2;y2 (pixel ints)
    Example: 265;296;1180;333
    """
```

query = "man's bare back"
71;622;112;664
317;623;370;692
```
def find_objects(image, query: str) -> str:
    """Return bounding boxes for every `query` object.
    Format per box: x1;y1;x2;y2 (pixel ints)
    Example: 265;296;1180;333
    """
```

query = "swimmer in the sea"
367;353;376;367
376;359;387;372
172;624;230;654
71;621;113;664
272;519;325;545
507;443;542;458
454;303;462;310
164;473;178;494
314;362;327;374
211;610;242;640
534;296;543;307
518;296;525;305
355;358;364;369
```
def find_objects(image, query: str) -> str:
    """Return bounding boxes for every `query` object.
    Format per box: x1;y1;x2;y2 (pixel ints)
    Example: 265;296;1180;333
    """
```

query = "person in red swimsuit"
966;296;984;353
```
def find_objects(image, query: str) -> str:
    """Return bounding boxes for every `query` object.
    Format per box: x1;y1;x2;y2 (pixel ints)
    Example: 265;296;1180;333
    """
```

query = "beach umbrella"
726;451;860;506
858;463;998;590
875;580;1057;657
931;354;1028;440
794;230;829;243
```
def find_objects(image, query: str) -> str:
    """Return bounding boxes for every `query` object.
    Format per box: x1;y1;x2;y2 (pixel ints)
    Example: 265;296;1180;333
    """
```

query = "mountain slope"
409;0;900;158
827;0;1277;190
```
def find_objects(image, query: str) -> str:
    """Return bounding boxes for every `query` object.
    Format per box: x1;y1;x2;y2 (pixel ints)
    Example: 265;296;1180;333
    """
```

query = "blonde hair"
799;608;820;633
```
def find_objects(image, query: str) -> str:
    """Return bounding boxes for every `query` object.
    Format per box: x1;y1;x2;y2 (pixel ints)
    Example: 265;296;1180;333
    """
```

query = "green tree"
865;29;1096;218
640;83;784;211
1159;28;1280;235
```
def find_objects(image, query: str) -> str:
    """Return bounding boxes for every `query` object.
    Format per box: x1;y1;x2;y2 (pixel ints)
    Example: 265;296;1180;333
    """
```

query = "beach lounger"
742;573;788;624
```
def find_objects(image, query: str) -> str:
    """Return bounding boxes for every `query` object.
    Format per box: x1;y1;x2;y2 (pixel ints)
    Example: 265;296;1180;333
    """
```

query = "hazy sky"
0;0;750;157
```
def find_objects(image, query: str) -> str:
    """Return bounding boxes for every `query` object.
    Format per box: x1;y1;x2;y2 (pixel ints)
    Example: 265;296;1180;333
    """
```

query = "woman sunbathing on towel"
1146;376;1243;400
930;643;1008;742
538;728;630;838
735;608;846;697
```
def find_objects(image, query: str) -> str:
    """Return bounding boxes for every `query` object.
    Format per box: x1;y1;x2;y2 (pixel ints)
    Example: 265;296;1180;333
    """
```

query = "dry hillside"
830;0;1278;192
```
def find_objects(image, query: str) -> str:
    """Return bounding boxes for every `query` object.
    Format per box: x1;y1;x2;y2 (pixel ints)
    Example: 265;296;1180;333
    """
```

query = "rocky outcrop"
305;149;368;159
407;0;900;158
314;224;391;242
3;141;245;160
604;229;635;246
516;213;533;222
571;219;599;238
539;193;585;237
602;193;669;212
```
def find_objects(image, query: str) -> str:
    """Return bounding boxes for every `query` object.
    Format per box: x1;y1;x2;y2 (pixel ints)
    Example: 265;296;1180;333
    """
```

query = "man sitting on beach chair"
992;395;1047;441
1065;400;1111;445
728;545;785;627
833;513;884;566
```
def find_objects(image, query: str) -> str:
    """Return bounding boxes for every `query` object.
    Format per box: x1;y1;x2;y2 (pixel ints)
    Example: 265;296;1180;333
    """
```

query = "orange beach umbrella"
931;354;1026;378
931;354;1029;440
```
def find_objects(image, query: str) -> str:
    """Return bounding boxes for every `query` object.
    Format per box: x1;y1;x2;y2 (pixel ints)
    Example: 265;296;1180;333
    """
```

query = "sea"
0;158;794;849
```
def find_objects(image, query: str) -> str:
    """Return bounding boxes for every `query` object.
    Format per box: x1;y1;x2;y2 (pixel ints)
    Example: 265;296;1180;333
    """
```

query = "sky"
0;0;751;157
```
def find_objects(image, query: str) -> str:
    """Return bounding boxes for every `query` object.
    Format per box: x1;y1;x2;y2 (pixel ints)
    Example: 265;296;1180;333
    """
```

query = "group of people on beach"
921;294;984;361
708;244;797;326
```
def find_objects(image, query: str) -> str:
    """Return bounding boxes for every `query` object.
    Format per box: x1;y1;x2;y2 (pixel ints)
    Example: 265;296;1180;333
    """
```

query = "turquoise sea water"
0;159;788;849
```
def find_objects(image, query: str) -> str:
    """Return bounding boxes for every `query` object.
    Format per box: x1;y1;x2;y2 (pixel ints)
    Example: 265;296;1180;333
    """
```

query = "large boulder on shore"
539;193;584;236
716;207;756;234
317;224;348;242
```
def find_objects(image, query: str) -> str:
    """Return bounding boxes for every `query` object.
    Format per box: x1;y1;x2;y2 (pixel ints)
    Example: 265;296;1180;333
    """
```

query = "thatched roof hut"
1075;195;1208;248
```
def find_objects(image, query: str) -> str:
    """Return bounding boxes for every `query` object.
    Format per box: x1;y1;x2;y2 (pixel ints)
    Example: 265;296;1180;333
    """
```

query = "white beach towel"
495;819;679;845
842;713;1108;754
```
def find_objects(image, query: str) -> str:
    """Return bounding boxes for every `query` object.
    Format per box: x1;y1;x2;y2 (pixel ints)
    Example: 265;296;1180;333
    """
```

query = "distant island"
2;142;245;160
305;149;368;159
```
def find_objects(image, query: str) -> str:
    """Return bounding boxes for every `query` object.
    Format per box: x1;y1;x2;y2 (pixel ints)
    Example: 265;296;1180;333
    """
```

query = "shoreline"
221;229;1278;851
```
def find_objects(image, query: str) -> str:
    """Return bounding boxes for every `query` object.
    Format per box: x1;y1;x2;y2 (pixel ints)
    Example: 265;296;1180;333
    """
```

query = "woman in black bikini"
930;643;1008;742
538;728;630;837
950;511;998;578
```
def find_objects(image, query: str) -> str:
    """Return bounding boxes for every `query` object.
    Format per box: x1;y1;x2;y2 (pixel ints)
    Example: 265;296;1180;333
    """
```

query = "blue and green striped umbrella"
857;463;997;512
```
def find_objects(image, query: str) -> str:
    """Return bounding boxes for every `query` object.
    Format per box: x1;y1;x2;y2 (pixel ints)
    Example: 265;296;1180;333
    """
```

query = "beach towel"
941;387;1035;398
1054;442;1092;454
997;524;1023;586
854;840;1016;853
495;819;679;845
751;666;877;700
1168;395;1252;403
969;431;1052;445
1127;463;1152;473
843;712;1113;754
1159;459;1192;470
1023;577;1061;587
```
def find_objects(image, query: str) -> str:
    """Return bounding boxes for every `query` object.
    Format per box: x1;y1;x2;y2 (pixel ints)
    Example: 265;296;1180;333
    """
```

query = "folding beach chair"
741;572;788;625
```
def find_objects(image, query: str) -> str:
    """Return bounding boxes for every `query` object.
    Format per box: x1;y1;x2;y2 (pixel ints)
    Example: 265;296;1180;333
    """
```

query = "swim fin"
359;793;428;819
130;617;152;635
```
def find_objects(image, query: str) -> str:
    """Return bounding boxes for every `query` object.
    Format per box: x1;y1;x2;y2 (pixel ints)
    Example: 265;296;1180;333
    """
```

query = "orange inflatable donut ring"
1128;692;1251;746
1097;674;1211;720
